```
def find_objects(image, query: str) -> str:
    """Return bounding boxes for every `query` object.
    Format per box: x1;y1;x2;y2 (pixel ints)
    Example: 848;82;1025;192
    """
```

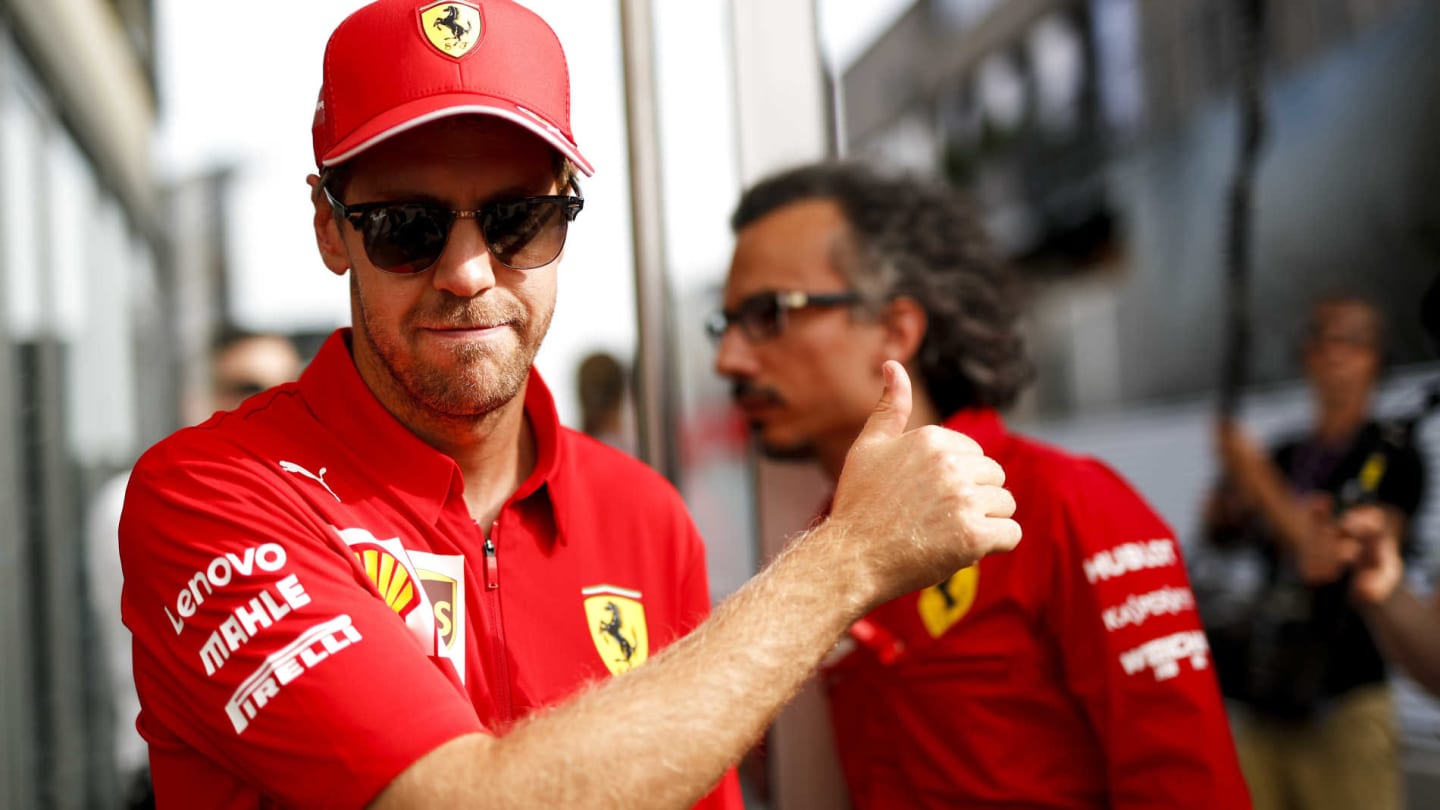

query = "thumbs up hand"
825;362;1020;607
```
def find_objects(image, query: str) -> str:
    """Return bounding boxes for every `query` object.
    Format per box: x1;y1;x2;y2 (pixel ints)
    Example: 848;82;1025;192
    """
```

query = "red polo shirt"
120;329;742;809
825;409;1250;809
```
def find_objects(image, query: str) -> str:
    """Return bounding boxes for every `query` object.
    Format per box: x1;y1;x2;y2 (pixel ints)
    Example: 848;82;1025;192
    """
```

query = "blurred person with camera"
1201;292;1425;810
1283;280;1440;700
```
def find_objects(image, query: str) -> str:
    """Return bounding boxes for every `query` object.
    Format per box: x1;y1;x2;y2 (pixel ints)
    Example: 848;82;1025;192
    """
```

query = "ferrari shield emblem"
420;1;481;58
583;586;649;675
917;565;979;638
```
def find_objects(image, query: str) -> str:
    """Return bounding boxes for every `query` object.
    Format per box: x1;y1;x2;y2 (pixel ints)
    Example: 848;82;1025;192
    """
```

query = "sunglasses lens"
482;199;568;269
360;204;450;273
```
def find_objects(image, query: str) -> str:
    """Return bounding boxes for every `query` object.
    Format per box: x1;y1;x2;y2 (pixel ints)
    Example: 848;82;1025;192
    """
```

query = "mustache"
413;296;526;330
730;380;784;408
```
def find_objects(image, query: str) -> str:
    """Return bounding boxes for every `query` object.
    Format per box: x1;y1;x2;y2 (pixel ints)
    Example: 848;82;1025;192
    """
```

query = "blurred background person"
1198;293;1426;810
1295;279;1440;700
83;328;302;808
712;160;1249;809
208;329;307;414
576;349;636;454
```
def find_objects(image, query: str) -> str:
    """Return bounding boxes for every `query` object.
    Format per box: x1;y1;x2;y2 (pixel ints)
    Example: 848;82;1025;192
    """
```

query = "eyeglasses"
705;290;863;343
323;185;583;274
1304;328;1377;352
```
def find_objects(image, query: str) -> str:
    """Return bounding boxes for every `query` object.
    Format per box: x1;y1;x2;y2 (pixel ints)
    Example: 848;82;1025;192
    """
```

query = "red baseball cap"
312;0;594;175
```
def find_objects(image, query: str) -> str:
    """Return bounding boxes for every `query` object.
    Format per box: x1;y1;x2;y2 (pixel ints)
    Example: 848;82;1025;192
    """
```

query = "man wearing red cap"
118;2;1022;808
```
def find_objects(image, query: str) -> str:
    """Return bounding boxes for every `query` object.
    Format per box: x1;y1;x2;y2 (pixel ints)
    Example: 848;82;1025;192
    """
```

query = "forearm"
1358;587;1440;698
376;522;871;809
376;363;1020;808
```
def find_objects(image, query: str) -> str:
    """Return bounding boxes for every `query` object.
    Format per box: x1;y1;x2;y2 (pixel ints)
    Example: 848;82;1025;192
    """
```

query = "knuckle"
919;426;948;455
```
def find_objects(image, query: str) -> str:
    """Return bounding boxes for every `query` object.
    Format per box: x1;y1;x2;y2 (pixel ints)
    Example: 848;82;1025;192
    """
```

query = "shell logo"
353;543;420;620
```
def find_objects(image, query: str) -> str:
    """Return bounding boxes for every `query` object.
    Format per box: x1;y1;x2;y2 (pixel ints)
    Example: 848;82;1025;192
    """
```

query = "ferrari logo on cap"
421;1;481;58
917;565;979;638
583;585;649;675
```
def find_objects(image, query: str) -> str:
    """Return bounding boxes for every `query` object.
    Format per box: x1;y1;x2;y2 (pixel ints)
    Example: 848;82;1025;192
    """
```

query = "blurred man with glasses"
712;160;1249;809
117;2;1022;808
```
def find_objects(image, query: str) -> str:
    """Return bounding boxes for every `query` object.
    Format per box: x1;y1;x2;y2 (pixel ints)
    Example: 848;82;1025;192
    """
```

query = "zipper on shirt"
479;517;513;721
483;537;499;590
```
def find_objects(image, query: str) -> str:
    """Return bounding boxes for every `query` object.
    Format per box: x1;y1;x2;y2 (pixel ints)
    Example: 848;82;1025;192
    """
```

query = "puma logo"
279;461;341;502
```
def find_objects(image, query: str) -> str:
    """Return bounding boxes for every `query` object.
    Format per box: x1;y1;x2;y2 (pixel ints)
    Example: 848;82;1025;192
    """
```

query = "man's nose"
429;219;498;297
713;324;760;380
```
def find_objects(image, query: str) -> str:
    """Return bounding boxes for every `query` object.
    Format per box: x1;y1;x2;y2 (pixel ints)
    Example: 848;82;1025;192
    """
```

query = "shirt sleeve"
120;439;484;808
1045;460;1252;810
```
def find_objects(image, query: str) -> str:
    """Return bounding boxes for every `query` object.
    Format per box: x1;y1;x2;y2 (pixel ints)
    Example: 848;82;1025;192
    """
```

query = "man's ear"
880;296;927;365
308;174;350;277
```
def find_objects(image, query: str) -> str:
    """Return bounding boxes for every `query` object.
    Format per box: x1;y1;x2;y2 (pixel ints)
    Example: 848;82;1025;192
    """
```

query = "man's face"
1303;301;1382;403
213;337;302;412
715;199;889;460
318;117;562;421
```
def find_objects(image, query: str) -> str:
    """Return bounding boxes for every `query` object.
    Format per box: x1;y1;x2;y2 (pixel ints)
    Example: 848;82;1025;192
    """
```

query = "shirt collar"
298;329;568;531
511;364;572;545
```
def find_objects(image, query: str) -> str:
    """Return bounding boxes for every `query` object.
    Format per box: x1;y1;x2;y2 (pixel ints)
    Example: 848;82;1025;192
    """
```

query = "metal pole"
618;0;680;482
1218;0;1267;421
730;5;839;806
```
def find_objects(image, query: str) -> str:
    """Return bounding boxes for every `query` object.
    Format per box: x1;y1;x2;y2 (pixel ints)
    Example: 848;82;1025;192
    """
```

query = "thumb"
857;361;913;444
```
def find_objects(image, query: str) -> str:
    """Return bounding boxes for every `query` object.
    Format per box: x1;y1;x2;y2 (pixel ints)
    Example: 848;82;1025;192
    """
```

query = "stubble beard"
732;378;818;461
409;336;533;417
357;286;554;420
756;429;818;462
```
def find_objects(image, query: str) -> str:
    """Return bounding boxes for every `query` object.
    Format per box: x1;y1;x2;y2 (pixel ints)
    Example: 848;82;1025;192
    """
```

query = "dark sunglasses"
705;290;862;343
323;185;583;274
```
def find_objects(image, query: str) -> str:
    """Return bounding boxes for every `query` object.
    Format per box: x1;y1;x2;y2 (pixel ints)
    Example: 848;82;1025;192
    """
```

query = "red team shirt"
120;330;742;809
826;409;1251;809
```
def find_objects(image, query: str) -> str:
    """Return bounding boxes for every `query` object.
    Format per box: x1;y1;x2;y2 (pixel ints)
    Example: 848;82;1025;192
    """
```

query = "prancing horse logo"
598;603;635;662
420;2;481;58
917;564;979;638
582;586;649;675
433;6;469;40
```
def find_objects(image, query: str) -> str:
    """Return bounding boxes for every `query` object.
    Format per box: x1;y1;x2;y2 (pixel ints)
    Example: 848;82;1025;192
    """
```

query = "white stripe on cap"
323;104;595;176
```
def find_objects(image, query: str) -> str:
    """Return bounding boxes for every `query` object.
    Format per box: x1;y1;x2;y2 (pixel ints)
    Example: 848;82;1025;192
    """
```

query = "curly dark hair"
731;160;1033;414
